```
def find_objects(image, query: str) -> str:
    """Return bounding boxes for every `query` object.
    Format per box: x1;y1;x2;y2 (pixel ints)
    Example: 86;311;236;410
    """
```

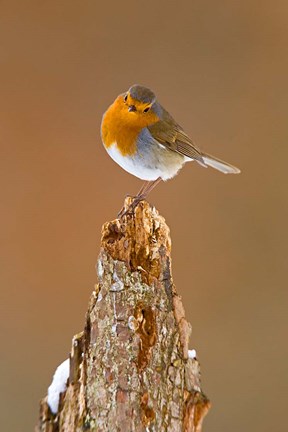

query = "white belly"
105;142;185;181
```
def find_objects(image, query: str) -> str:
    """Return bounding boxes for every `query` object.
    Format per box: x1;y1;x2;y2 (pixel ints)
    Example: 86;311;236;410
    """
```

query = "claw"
118;196;145;219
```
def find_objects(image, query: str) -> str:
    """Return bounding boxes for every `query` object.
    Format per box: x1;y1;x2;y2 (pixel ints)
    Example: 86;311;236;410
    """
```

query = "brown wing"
148;108;205;165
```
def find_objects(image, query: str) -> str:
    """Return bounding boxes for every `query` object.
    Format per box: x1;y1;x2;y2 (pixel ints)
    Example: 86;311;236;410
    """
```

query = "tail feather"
202;153;241;174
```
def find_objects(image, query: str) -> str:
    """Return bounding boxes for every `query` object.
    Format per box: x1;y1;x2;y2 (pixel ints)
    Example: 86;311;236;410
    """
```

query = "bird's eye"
143;106;151;113
124;94;128;102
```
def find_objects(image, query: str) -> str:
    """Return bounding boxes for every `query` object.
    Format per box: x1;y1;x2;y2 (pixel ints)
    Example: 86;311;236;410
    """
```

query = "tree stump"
36;198;210;432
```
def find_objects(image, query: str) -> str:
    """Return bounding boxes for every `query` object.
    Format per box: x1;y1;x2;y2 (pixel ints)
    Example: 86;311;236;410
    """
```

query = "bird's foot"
118;195;145;219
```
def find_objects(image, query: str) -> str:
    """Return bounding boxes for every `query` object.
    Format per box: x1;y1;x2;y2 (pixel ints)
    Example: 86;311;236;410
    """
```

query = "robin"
101;84;240;212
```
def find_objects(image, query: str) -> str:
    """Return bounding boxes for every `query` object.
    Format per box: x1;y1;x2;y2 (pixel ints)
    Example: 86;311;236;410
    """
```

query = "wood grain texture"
36;198;210;432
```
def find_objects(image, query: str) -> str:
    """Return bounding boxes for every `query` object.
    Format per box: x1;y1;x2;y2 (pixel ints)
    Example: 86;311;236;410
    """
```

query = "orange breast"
101;96;159;156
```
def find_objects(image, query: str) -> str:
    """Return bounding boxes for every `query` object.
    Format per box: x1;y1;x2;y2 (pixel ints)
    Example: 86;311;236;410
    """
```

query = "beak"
128;105;136;112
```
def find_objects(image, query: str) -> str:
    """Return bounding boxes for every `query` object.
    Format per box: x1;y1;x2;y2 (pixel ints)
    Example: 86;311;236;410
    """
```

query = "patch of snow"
47;358;70;414
188;349;197;359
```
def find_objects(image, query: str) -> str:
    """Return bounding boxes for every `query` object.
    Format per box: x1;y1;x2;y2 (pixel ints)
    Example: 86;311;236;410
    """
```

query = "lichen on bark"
37;198;210;432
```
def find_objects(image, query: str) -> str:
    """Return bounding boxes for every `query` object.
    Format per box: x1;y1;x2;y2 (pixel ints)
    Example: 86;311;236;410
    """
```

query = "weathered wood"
36;198;210;431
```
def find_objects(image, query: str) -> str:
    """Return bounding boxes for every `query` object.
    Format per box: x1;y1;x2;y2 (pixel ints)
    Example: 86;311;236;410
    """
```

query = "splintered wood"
37;198;210;432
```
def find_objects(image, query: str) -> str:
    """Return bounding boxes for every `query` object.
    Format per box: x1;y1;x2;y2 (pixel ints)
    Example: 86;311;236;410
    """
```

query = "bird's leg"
123;181;150;200
118;182;150;218
135;180;151;198
135;177;162;201
118;177;162;218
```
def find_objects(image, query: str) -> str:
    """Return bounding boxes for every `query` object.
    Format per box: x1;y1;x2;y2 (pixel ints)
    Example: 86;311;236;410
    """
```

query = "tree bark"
36;198;210;432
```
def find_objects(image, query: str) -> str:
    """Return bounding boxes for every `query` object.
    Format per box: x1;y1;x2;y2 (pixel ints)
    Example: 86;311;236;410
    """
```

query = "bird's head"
115;85;160;127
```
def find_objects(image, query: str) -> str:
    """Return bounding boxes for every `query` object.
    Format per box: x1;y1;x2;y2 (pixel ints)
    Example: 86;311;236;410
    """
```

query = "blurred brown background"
0;1;287;431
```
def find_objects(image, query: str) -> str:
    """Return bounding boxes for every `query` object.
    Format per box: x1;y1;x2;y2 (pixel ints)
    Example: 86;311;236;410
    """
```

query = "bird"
101;84;240;212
